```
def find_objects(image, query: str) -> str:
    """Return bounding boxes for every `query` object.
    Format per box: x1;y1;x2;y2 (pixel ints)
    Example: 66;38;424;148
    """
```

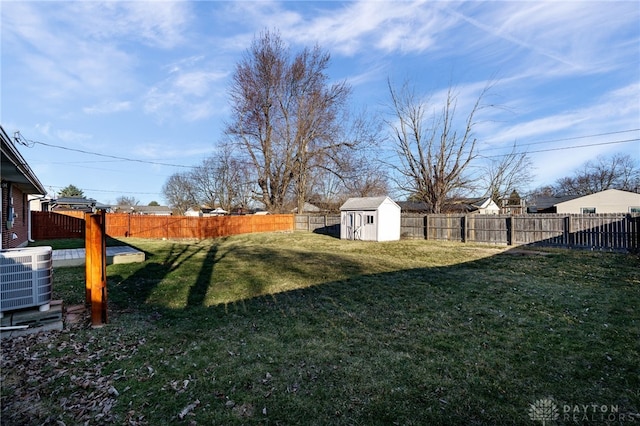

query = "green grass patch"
3;232;639;425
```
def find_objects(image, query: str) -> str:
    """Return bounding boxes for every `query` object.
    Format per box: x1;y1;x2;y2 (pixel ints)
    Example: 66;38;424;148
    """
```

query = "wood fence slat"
32;211;638;252
32;213;294;240
295;213;639;251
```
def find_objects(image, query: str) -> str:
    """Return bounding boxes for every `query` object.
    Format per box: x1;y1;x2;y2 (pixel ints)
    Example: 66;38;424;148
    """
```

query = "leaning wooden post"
86;210;107;326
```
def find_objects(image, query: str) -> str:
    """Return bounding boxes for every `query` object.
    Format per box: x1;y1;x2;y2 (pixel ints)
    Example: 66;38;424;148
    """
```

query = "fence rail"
296;213;640;251
32;211;639;251
31;212;295;240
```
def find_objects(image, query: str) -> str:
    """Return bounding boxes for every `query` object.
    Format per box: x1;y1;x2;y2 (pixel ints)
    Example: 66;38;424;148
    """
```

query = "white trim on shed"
339;196;401;241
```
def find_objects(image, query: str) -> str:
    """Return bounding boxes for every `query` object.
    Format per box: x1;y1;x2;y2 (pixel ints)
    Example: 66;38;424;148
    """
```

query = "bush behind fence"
297;213;640;251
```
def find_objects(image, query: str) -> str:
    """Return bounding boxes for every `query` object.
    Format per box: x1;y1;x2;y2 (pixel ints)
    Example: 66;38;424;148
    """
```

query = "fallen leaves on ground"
1;319;146;425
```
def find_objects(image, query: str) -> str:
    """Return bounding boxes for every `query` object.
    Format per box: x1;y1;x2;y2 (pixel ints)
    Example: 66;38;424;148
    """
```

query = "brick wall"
1;184;29;248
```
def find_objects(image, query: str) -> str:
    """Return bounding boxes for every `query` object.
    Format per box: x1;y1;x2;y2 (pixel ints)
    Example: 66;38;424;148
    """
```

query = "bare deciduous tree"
162;146;254;214
483;142;534;204
386;80;491;213
226;30;360;213
162;172;198;215
115;196;140;206
554;153;640;196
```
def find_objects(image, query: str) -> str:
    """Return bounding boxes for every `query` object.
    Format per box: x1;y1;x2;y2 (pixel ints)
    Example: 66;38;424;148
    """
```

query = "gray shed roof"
340;196;397;211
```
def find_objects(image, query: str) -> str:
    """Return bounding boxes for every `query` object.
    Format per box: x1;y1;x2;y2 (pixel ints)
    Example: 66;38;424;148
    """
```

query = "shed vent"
0;246;53;314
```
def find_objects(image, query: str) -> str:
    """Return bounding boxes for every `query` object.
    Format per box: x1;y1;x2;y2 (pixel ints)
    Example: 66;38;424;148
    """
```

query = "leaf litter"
1;320;147;425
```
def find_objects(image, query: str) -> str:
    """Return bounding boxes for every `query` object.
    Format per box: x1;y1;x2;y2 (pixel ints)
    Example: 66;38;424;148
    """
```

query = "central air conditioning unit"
0;246;53;316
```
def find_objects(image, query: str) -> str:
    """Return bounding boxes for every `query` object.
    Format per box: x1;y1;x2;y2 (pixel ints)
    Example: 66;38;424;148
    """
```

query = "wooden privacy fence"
31;211;86;239
422;214;639;251
296;213;640;251
295;214;341;236
31;212;295;240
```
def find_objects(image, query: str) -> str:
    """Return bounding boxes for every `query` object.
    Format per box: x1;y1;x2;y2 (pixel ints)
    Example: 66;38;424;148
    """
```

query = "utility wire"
46;185;160;196
14;132;197;169
479;138;639;159
480;128;640;151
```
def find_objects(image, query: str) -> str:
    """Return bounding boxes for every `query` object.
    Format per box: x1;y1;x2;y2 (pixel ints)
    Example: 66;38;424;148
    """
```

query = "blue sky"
2;1;639;205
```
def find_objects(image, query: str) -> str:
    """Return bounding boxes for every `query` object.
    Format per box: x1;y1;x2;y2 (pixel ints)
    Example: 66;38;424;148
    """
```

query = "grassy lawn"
2;232;639;425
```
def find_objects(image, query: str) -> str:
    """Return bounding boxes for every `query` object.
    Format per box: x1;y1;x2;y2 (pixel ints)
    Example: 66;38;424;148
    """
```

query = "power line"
46;185;161;196
14;132;197;169
480;138;639;159
480;128;640;151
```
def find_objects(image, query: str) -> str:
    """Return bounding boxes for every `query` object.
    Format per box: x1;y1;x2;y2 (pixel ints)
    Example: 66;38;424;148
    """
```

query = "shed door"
345;212;364;240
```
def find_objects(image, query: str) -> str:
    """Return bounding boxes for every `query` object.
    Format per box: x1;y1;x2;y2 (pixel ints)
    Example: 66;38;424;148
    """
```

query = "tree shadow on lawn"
103;246;639;425
108;239;232;309
107;238;373;311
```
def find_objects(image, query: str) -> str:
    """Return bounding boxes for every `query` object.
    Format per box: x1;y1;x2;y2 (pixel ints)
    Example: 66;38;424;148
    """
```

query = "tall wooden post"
85;210;107;326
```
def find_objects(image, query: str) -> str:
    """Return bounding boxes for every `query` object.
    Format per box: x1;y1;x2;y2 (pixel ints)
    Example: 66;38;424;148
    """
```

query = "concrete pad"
52;246;145;268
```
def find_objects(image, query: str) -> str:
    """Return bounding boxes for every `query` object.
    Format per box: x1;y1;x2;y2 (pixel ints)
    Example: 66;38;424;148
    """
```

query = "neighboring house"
28;194;52;212
292;202;323;213
553;189;640;214
340;196;401;241
445;197;500;215
527;194;579;213
112;205;172;216
51;197;97;212
528;189;640;214
397;198;499;214
1;125;47;248
185;207;203;217
185;207;227;217
397;201;431;213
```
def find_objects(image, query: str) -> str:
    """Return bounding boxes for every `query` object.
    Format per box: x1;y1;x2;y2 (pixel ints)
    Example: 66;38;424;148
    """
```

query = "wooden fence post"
85;210;107;327
424;215;429;240
462;215;467;243
84;213;92;304
507;216;514;246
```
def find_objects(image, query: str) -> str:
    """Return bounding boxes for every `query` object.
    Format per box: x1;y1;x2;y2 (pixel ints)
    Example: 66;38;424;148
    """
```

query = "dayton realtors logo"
529;397;636;424
528;398;559;425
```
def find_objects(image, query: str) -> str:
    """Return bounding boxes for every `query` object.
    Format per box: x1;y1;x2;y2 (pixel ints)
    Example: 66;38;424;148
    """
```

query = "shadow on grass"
108;240;228;309
8;236;640;426
104;245;639;425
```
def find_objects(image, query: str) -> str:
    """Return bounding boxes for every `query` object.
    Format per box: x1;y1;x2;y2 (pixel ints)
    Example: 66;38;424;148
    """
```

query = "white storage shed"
340;196;401;241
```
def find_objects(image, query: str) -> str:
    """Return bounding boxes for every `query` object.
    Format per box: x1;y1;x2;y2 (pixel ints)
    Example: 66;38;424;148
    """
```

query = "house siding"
555;189;640;214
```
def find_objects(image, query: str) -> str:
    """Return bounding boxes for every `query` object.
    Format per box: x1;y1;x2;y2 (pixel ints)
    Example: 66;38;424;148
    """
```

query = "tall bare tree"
386;80;491;213
115;196;140;206
162;172;198;215
163;146;254;214
226;30;358;213
483;142;534;204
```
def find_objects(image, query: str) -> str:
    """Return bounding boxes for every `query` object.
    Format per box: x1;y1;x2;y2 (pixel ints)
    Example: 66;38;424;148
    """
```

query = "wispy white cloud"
286;1;457;56
56;129;94;144
61;1;191;49
445;1;640;76
1;1;192;104
479;82;640;147
219;1;455;56
143;66;228;121
132;143;214;161
83;100;132;115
